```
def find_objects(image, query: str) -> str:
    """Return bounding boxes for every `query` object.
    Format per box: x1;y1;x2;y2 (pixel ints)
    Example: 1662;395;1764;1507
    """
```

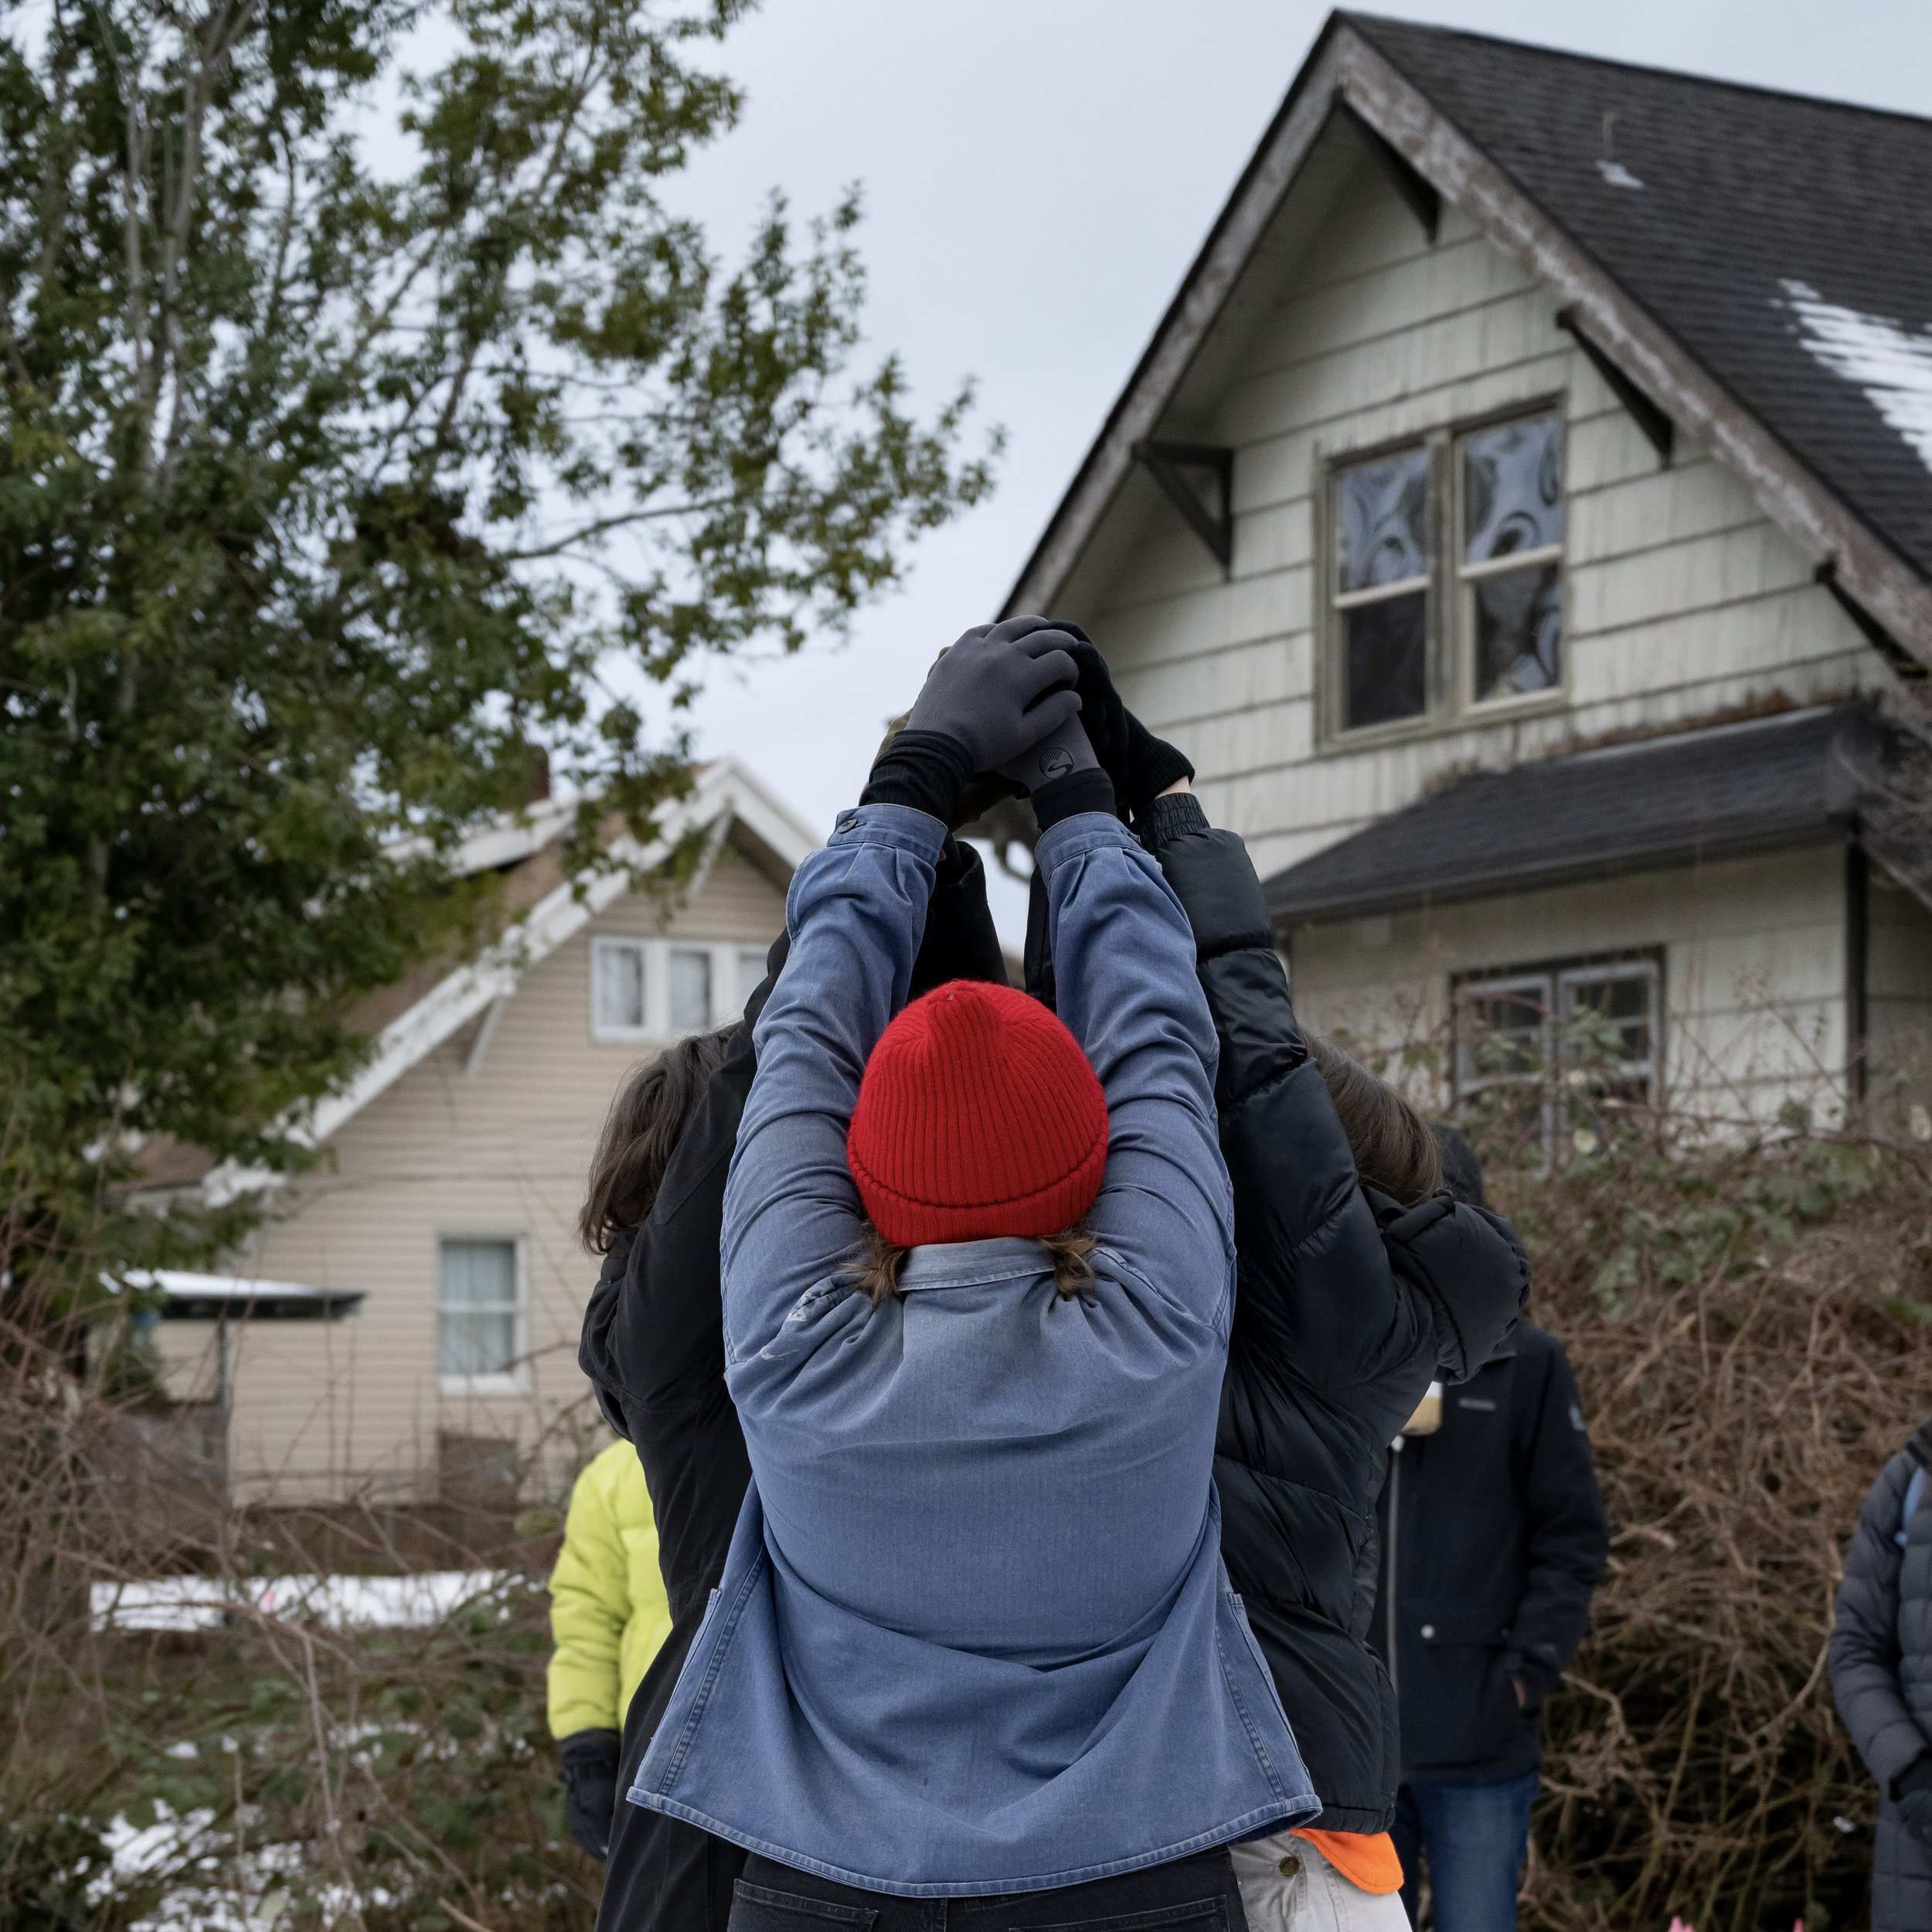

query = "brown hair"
1308;1034;1444;1206
580;1027;738;1252
849;1223;1098;1306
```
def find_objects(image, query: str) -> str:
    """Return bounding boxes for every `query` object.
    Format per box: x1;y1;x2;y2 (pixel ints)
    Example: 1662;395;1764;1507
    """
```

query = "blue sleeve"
1033;811;1235;1333
719;804;945;1366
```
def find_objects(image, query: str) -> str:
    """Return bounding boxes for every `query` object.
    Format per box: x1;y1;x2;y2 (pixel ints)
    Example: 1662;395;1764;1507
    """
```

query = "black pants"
729;1847;1247;1930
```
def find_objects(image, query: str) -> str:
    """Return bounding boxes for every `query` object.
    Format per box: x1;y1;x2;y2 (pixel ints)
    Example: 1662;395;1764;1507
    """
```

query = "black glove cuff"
557;1727;622;1774
1130;733;1194;812
1137;789;1208;848
862;730;975;824
1030;766;1117;832
1896;1755;1932;1798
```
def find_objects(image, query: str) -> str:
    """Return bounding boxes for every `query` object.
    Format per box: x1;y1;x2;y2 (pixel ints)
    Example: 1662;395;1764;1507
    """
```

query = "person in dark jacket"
1830;1415;1932;1932
1370;1139;1607;1932
576;838;1007;1932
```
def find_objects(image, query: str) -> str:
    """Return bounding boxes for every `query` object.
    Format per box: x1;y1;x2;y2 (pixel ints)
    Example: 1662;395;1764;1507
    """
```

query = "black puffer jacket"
577;838;1007;1932
1142;794;1529;1832
1832;1418;1932;1932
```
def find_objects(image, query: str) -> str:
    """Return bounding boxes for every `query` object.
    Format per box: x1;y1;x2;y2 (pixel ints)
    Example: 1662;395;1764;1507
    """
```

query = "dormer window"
1327;406;1566;739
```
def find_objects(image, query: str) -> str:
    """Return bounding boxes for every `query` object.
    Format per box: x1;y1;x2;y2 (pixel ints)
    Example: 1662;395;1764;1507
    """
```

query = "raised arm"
720;804;944;1366
1035;806;1234;1325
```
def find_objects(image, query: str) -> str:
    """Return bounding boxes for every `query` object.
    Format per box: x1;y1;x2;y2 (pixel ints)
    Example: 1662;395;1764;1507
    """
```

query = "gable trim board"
202;759;817;1205
1003;12;1932;672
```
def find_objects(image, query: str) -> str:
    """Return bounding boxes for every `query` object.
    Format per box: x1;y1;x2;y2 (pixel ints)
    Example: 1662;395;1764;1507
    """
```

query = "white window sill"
439;1374;526;1398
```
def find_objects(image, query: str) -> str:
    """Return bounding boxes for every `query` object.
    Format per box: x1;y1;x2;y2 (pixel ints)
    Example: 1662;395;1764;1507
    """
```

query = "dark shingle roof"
1264;704;1895;926
1345;14;1932;582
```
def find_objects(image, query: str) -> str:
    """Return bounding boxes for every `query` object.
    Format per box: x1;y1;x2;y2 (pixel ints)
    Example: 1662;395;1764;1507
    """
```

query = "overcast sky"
654;0;1932;930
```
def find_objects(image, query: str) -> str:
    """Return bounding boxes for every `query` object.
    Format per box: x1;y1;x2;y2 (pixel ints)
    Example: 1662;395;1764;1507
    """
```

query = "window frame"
436;1233;526;1397
1451;947;1665;1169
589;936;777;1043
1318;397;1570;750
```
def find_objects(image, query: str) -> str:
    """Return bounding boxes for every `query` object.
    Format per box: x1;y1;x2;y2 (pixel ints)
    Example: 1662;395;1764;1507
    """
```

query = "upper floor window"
1328;407;1565;736
1454;951;1660;1168
590;935;777;1042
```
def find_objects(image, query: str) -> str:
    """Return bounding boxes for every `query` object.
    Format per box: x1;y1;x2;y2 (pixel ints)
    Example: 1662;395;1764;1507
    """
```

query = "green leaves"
0;0;995;1319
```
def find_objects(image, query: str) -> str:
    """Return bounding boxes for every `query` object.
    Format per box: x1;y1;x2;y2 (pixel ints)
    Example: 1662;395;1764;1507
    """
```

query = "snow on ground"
1782;278;1932;473
90;1569;529;1633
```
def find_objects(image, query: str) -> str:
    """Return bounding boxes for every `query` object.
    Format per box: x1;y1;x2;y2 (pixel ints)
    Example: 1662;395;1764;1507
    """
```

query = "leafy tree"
0;0;996;1326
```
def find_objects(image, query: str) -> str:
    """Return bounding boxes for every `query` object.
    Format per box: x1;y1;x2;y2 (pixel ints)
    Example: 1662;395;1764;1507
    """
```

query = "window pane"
1336;447;1430;592
594;943;645;1032
668;947;713;1032
440;1239;517;1308
1343;591;1428;730
1460;986;1549;1083
1564;972;1655;1071
438;1308;518;1379
1473;561;1562;700
1462;415;1563;565
736;947;769;1015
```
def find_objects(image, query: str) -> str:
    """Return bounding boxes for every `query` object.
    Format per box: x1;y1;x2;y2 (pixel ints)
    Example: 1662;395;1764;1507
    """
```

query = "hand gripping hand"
906;615;1083;777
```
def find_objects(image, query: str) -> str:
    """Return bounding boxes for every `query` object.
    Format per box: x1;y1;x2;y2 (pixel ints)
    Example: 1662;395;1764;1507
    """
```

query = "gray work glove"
993;706;1099;795
907;616;1083;777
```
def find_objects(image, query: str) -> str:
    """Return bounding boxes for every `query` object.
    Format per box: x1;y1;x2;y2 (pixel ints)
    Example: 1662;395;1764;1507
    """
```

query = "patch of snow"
1781;279;1932;474
1596;158;1643;189
90;1570;526;1634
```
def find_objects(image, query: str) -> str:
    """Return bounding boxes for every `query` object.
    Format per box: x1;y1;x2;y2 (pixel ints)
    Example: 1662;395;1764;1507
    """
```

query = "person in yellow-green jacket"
549;1437;673;1859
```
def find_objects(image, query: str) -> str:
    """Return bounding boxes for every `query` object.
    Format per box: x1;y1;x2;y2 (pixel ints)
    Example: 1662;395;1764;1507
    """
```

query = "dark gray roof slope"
1345;14;1932;583
1265;704;1897;926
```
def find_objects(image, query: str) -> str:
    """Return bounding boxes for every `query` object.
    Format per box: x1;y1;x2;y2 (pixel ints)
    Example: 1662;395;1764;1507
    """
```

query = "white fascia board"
703;757;823;870
204;768;743;1202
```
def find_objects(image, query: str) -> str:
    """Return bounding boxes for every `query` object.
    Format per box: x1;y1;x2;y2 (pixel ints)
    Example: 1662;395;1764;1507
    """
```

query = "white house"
1004;13;1932;1155
143;760;816;1505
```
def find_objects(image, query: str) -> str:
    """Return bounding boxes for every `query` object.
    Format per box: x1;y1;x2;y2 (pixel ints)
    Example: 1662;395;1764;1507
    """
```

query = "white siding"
1287;844;1852;1131
1065;159;1897;886
216;842;787;1503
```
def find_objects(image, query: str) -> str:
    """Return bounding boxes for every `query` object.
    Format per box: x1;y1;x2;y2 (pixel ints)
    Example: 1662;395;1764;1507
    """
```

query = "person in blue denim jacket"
628;618;1314;1921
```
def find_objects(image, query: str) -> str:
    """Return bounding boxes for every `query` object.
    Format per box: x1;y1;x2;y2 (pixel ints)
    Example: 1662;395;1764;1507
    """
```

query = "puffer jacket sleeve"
1143;794;1526;1443
548;1452;634;1740
1832;1444;1930;1793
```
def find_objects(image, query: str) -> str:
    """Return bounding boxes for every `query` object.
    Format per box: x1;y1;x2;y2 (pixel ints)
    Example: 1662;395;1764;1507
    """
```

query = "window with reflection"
1458;413;1564;703
1333;447;1430;730
1328;409;1565;736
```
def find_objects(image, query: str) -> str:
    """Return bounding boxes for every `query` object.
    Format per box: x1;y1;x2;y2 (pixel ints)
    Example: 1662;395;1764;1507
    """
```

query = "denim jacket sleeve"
1033;810;1235;1333
719;803;945;1366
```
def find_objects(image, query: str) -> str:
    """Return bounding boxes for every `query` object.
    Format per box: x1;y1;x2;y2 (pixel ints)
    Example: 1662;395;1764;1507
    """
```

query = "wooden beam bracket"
1556;308;1674;464
1132;440;1235;571
1816;560;1929;683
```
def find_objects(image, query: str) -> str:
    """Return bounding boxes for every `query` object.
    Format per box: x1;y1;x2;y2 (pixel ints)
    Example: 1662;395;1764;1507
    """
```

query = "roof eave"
1003;16;1932;670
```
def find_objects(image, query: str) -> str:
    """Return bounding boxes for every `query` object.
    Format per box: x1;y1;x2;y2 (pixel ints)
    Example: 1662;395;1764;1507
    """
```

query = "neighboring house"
1005;13;1932;1152
142;760;815;1505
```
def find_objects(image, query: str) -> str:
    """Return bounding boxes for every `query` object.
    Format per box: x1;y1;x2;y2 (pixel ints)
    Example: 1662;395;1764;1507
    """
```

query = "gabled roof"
1005;12;1932;669
199;760;818;1202
1264;701;1911;926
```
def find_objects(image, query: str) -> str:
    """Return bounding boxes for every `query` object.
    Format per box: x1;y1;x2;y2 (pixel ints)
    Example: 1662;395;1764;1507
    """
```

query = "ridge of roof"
1339;12;1932;131
1002;10;1932;668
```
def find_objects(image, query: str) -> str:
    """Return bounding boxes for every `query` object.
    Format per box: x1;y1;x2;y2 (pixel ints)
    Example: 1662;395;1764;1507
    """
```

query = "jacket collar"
896;1236;1049;1292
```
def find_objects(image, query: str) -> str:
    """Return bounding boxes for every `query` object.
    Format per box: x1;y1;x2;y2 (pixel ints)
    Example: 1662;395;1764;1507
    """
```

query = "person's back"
1832;1415;1932;1932
630;618;1314;1910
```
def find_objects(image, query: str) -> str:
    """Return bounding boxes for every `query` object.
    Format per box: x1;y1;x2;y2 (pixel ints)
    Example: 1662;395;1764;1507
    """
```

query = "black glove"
906;617;1081;776
1896;1755;1932;1844
1124;712;1196;824
557;1727;621;1860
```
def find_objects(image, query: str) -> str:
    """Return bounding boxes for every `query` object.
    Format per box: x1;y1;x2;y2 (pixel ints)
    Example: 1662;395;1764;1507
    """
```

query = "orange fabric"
1291;1828;1404;1895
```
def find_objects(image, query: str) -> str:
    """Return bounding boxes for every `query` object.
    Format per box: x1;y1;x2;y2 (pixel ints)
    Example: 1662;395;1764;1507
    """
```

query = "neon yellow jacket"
546;1439;673;1740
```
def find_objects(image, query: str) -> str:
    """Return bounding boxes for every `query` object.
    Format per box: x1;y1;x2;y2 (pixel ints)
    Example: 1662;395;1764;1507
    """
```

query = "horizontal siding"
229;843;787;1501
1068;157;1896;936
1288;845;1852;1128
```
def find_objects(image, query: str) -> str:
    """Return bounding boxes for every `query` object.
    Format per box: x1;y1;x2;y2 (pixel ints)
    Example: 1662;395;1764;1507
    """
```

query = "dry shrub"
1488;1124;1932;1932
0;1324;594;1932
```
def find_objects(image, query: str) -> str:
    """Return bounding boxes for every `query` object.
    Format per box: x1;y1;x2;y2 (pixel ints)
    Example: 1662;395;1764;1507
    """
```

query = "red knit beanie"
846;980;1109;1248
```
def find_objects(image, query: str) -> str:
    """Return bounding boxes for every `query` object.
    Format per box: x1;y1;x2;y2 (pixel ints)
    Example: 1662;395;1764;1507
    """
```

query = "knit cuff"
1029;766;1117;832
1137;789;1208;849
861;730;975;824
